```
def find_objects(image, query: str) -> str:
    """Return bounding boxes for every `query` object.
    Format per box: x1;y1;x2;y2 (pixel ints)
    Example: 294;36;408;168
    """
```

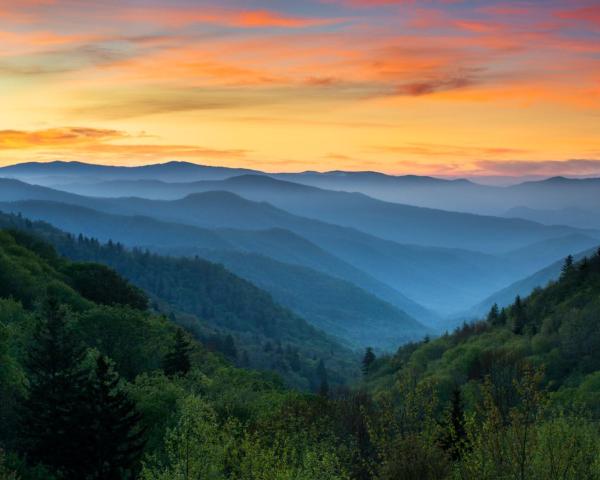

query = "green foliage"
80;354;145;479
0;450;18;480
18;298;90;479
163;329;191;378
76;306;170;380
0;213;357;389
3;221;600;480
362;347;376;376
63;262;148;310
141;395;228;480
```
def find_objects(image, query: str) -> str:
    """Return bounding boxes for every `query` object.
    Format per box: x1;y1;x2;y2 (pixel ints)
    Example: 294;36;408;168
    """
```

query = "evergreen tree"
316;359;329;397
362;347;376;376
487;303;500;325
18;298;89;478
561;254;574;278
81;355;145;480
512;296;526;335
163;329;191;377
498;307;508;325
439;388;467;461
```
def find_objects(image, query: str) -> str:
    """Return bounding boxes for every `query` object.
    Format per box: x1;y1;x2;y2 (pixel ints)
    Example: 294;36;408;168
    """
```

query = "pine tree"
561;254;574;278
362;347;376;376
81;355;145;480
163;328;191;377
18;298;89;478
498;307;508;325
487;303;500;325
512;295;526;334
439;388;467;461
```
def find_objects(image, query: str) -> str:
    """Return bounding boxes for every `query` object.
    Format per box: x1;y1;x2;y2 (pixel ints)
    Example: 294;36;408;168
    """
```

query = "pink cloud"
557;5;600;27
117;7;341;29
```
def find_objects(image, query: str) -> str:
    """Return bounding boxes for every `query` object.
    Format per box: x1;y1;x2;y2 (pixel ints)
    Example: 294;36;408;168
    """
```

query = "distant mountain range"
4;161;598;228
1;161;598;328
0;200;431;348
2;178;592;317
16;172;598;253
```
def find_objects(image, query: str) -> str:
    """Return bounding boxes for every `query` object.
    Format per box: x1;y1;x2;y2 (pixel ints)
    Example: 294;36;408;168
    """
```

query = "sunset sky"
1;0;599;177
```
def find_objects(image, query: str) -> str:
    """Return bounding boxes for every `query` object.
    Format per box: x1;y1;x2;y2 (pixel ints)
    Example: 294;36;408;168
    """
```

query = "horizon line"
2;159;600;182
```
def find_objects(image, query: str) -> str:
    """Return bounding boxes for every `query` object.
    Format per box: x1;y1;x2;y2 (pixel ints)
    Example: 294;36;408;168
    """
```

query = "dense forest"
0;212;357;391
2;220;600;479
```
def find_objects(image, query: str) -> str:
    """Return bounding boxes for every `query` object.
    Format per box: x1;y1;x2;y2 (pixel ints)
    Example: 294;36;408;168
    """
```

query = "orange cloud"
0;127;248;163
117;7;341;29
0;127;124;149
371;143;531;158
0;30;92;56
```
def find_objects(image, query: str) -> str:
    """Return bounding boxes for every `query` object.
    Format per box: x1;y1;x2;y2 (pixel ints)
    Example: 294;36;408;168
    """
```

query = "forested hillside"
354;250;600;478
0;214;357;390
0;203;431;346
3;213;600;479
0;224;360;479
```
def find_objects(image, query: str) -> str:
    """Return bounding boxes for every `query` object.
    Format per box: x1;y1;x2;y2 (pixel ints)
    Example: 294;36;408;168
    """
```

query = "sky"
0;0;599;177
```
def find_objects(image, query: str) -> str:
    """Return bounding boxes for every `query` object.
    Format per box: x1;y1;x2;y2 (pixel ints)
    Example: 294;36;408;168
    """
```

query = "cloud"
0;127;124;149
68;82;387;119
371;143;530;158
0;127;249;163
475;159;600;176
556;5;600;27
395;75;474;96
117;7;342;29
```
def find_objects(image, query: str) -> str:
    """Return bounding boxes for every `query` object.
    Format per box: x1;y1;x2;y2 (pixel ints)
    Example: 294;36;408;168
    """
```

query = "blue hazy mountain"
465;245;599;320
0;200;433;344
0;176;596;317
183;249;430;349
504;205;600;230
0;160;260;184
3;161;599;222
44;174;598;253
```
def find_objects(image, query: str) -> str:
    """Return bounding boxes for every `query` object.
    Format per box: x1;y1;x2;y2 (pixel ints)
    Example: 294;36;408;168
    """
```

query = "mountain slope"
504;205;600;230
49;174;596;253
467;245;599;319
499;234;600;273
366;249;600;416
0;199;436;330
0;185;530;316
0;212;357;388
192;249;429;349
